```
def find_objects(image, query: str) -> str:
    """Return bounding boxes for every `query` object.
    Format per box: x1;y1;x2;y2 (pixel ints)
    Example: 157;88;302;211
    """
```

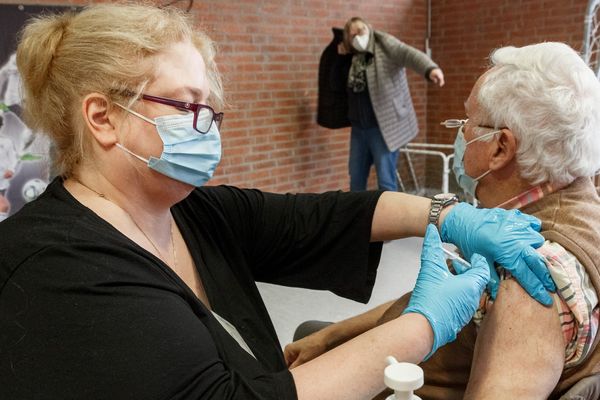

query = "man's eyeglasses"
440;119;467;129
140;94;223;134
441;119;504;134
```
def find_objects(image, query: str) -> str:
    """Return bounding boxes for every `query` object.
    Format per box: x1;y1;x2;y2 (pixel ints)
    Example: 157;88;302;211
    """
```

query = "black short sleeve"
180;186;384;302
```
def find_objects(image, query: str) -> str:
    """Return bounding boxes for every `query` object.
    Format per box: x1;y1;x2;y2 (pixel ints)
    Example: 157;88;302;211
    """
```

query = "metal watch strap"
428;200;444;228
428;194;457;229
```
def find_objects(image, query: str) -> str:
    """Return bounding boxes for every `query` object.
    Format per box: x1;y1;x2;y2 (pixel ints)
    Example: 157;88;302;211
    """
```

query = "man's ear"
489;129;517;171
81;93;119;148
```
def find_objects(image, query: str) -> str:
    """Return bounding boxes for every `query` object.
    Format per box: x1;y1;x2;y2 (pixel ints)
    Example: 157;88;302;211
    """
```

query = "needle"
442;247;471;269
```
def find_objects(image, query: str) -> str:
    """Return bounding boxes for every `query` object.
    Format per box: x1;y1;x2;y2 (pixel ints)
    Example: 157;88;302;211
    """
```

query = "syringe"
441;247;471;270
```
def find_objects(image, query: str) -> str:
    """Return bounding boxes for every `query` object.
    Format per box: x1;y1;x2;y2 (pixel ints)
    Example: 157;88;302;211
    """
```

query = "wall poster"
0;4;76;221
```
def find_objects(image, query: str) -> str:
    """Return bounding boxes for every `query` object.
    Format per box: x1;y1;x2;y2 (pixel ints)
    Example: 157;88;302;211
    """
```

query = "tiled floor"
258;237;423;346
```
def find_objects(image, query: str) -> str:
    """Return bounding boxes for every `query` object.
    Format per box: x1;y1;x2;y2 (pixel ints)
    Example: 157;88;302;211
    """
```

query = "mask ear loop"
115;143;150;163
112;102;153;164
474;169;492;181
114;102;157;126
469;129;501;182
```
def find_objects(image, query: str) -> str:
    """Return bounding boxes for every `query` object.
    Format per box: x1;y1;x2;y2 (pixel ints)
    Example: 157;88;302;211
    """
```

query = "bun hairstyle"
16;3;223;177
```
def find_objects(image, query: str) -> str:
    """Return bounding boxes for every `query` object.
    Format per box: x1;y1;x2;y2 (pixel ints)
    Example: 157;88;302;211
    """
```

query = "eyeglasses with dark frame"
140;93;223;134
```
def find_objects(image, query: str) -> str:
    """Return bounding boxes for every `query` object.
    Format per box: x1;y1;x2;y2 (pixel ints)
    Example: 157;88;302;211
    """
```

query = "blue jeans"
349;125;399;191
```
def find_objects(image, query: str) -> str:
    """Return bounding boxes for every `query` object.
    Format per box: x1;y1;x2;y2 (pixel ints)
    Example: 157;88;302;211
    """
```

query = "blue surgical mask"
115;104;221;187
452;126;499;198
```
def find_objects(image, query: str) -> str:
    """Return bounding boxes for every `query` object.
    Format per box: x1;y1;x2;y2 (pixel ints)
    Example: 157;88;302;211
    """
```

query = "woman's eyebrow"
164;87;206;102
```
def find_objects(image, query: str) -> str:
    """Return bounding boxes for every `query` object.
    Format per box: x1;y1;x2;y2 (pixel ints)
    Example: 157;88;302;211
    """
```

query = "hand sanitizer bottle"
384;356;424;400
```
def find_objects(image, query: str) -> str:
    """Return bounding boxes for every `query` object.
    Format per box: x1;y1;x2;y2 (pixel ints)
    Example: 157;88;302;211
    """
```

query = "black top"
347;77;379;129
0;178;383;400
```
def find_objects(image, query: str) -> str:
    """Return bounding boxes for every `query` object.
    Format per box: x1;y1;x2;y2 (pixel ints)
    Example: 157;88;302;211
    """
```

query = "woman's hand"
337;42;349;55
403;224;489;360
428;67;445;87
441;202;555;305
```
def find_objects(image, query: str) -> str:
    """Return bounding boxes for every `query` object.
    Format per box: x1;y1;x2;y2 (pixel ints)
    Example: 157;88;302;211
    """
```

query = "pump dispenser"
384;356;424;400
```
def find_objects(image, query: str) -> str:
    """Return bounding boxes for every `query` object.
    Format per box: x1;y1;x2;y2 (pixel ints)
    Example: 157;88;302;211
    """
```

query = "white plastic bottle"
384;356;424;400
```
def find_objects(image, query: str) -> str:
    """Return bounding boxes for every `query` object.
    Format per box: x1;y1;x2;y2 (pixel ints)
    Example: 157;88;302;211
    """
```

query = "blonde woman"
0;4;554;399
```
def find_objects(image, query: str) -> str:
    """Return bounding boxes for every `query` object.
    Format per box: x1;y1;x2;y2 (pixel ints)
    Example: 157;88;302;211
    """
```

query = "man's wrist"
320;321;354;351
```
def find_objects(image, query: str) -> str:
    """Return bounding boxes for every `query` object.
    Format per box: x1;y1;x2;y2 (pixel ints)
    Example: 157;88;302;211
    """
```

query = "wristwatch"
428;193;458;229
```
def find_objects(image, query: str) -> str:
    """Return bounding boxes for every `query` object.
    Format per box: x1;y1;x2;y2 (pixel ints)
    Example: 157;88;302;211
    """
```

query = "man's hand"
284;331;329;368
428;67;445;87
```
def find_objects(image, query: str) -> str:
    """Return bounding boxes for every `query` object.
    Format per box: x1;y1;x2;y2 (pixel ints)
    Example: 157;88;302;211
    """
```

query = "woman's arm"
291;313;433;400
378;32;438;75
284;300;396;368
370;191;555;305
291;225;490;400
370;191;453;241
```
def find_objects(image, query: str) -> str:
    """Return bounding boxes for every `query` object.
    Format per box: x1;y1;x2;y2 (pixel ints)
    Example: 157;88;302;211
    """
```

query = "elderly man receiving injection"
286;42;600;400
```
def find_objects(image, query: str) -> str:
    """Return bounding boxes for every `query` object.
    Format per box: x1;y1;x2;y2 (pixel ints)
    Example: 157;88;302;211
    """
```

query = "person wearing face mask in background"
318;17;444;191
286;42;600;400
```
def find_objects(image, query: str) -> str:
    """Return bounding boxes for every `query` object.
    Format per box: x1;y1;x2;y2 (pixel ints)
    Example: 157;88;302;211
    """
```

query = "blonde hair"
16;3;224;177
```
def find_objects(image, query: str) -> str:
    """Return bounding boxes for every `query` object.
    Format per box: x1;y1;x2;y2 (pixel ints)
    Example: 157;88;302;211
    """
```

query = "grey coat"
362;30;438;151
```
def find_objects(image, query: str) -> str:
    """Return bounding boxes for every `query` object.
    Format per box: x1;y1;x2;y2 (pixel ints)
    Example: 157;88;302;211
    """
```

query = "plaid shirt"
473;183;599;368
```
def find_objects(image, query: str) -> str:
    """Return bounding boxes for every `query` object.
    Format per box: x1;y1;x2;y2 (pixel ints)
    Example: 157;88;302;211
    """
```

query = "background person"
339;17;444;191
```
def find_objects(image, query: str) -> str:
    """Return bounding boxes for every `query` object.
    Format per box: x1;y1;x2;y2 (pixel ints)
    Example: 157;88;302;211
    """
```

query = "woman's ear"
81;93;119;147
489;128;517;171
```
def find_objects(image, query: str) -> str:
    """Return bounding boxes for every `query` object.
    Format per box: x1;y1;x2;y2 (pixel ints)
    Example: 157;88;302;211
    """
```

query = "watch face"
434;193;456;201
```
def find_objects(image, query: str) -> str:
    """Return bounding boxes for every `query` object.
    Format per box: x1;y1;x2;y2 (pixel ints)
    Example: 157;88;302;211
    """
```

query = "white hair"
477;42;600;185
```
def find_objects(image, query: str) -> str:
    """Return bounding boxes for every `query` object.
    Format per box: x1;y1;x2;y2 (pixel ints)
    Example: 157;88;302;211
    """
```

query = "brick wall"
6;0;430;193
201;0;430;192
425;0;588;192
7;0;592;194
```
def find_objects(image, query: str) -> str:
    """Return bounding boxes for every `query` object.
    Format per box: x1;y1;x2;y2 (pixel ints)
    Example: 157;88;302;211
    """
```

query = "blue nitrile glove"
403;224;490;360
440;202;555;305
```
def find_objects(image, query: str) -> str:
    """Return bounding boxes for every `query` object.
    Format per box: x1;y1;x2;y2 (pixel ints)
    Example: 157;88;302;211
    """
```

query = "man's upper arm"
465;278;564;399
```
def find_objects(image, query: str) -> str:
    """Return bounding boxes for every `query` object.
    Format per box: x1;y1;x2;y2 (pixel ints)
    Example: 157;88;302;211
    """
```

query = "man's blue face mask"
443;119;500;198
